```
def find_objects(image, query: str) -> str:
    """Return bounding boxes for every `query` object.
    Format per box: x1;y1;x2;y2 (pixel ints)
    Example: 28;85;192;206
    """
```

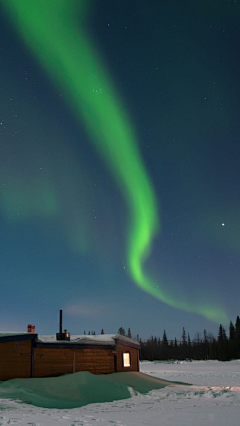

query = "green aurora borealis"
1;0;239;334
2;0;230;324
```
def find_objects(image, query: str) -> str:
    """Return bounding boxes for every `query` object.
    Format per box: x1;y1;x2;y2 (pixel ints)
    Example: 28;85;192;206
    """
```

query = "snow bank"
0;372;178;409
0;361;239;425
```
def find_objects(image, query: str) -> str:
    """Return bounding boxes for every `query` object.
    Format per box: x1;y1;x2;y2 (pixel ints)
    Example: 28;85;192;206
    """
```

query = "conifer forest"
117;316;240;362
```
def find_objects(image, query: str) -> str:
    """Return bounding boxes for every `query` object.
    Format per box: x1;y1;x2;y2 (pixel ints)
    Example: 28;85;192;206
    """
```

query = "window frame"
122;351;131;368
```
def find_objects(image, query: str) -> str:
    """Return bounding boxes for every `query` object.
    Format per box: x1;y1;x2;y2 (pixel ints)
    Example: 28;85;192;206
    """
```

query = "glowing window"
123;352;131;367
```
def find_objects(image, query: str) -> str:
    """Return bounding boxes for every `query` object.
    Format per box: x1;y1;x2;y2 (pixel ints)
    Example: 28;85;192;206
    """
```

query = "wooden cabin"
0;333;140;380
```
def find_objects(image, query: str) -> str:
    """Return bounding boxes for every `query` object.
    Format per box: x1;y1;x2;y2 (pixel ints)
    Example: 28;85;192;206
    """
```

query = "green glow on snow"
3;0;228;323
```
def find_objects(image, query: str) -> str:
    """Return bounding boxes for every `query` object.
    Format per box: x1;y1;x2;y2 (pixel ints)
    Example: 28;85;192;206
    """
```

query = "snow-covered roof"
0;332;31;337
37;334;140;347
0;333;140;348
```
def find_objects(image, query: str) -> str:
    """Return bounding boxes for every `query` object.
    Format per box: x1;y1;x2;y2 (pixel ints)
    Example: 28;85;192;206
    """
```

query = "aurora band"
3;0;228;323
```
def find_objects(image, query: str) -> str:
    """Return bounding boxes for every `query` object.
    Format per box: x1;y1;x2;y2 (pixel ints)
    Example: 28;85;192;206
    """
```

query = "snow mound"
0;372;182;409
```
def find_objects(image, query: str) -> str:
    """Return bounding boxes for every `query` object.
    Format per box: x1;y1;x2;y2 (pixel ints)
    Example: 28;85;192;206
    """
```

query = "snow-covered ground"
0;360;239;425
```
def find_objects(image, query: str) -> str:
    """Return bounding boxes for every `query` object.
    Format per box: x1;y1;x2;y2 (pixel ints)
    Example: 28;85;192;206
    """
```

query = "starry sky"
1;0;240;340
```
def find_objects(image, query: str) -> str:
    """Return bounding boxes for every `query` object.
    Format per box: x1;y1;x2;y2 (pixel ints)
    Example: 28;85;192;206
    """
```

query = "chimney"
56;309;70;341
27;324;35;333
59;309;63;334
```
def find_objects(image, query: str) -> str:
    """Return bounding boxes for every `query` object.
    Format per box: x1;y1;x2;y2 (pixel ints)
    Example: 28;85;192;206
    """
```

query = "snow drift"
0;371;187;409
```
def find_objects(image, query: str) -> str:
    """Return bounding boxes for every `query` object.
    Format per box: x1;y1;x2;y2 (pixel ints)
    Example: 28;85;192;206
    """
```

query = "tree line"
117;316;240;361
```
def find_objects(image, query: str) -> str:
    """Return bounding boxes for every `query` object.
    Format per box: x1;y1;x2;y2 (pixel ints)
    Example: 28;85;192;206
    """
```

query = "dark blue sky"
1;0;240;340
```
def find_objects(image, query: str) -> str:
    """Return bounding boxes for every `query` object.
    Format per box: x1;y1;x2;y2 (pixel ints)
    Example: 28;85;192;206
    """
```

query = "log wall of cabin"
34;347;115;377
0;340;32;380
116;344;139;373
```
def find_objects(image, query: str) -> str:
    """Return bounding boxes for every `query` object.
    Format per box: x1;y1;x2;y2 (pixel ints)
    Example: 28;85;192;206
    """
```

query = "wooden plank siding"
75;349;115;375
116;344;139;373
0;335;140;380
34;348;115;377
0;340;32;380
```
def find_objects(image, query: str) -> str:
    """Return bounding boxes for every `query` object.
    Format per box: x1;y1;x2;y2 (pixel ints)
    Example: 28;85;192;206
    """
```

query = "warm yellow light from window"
123;352;130;367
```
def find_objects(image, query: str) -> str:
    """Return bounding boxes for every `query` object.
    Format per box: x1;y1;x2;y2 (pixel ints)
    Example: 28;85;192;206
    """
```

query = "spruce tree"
203;329;209;359
182;327;187;345
173;338;178;359
162;329;168;345
217;324;229;361
161;330;169;360
118;327;126;336
229;321;235;340
229;321;235;358
187;333;192;359
234;316;240;358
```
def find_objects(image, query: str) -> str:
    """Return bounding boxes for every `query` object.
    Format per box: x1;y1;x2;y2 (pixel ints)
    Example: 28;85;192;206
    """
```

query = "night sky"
1;0;240;340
